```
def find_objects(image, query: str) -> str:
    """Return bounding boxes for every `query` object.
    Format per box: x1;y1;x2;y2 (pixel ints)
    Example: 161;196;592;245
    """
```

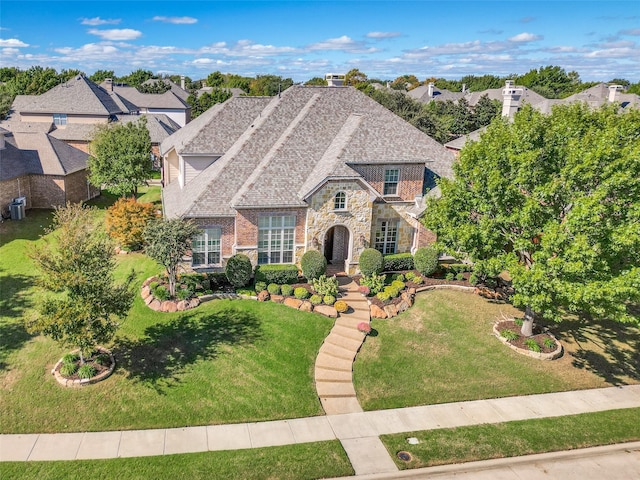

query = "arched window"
334;191;346;210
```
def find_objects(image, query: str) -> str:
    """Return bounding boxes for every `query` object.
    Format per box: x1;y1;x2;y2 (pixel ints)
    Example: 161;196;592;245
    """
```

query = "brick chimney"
502;80;524;118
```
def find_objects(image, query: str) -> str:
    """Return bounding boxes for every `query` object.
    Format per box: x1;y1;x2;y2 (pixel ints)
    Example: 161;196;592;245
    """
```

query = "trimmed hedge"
359;248;384;276
300;250;327;280
414;246;439;276
254;264;299;284
225;254;252;287
383;253;414;271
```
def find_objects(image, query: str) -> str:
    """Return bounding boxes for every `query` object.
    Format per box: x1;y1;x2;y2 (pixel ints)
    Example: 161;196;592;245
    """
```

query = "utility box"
10;197;26;220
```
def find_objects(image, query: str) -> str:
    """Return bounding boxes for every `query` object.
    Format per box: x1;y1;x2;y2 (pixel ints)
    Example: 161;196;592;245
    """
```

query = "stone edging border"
51;347;115;387
493;323;563;360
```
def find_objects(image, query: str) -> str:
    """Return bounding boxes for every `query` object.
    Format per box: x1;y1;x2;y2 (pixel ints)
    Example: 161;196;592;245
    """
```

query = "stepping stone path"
314;274;370;415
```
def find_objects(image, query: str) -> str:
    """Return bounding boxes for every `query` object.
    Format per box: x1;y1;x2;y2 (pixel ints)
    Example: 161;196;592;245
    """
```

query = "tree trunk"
79;349;85;365
168;266;176;297
521;305;534;337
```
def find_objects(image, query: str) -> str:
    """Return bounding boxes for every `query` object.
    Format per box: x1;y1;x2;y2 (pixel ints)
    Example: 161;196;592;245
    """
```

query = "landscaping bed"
494;320;563;360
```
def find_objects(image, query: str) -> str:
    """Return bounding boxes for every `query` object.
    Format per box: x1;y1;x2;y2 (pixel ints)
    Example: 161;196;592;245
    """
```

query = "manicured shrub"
281;284;294;296
225;254;253;288
236;288;256;296
445;272;455;281
334;300;348;313
358;285;370;296
468;273;480;285
376;291;391;302
294;287;309;299
300;250;327;280
357;322;372;334
323;295;336;306
391;280;405;290
455;272;465;281
412;275;423;285
384;285;399;298
359;274;386;295
405;271;416;281
267;283;281;295
310;294;323;305
383;253;414;271
359;248;384;276
105;197;158;250
414;246;439;276
449;263;473;273
77;364;97;379
153;285;170;300
312;275;339;297
59;362;78;377
254;281;267;292
254;264;299;284
391;273;405;282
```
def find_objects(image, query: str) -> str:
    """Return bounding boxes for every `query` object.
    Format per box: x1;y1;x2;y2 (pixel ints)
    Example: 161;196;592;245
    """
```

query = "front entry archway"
324;225;350;270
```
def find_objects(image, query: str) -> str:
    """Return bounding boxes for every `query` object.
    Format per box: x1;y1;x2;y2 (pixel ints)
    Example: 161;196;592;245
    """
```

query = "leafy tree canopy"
305;76;328;86
186;88;233;118
248;75;294;96
344;68;368;87
88;117;152;197
423;103;640;334
89;69;115;83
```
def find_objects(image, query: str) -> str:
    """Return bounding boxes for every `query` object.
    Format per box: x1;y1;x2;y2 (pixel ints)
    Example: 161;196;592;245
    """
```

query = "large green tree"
423;103;640;336
88;117;152;196
186;89;232;118
144;219;201;297
28;203;134;363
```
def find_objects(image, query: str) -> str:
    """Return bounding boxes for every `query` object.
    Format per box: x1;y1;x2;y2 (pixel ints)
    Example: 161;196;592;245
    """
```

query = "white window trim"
333;191;347;211
258;215;296;265
383;168;400;196
53;113;67;126
192;227;222;267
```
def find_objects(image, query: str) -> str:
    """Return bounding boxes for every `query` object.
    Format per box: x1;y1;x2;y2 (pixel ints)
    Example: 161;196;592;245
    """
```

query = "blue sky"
1;1;639;82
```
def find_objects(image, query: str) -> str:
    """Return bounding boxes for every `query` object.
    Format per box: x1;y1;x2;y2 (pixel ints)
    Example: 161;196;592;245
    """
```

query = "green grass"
0;441;354;480
353;290;639;410
0;208;333;434
381;407;640;469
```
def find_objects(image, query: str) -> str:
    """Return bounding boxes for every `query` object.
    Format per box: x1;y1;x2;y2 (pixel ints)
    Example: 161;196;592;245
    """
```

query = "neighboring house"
3;75;181;158
141;77;191;103
197;86;246;98
0;127;99;211
407;82;465;104
161;85;455;274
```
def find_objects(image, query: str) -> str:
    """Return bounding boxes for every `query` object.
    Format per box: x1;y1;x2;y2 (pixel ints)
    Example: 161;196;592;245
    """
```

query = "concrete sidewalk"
2;384;639;467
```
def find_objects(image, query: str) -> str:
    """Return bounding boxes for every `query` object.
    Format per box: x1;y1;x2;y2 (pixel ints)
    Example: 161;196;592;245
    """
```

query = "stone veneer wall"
350;164;424;201
306;180;374;274
371;202;417;254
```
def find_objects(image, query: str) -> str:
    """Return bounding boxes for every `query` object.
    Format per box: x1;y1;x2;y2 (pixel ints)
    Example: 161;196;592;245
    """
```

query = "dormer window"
383;168;399;196
53;113;67;126
334;191;346;210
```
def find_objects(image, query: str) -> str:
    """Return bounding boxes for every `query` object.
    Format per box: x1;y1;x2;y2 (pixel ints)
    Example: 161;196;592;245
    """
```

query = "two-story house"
161;85;454;274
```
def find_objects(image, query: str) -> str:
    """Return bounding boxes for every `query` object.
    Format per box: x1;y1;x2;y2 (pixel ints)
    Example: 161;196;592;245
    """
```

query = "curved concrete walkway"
2;385;639;476
315;275;370;415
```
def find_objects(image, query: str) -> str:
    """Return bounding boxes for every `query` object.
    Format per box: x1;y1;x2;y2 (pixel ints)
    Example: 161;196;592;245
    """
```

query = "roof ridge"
232;93;322;207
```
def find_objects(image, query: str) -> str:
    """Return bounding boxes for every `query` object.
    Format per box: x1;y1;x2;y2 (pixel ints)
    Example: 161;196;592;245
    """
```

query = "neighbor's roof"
0;131;88;180
141;78;191;101
407;85;465;103
108;85;190;110
163;85;455;219
116;114;181;145
13;75;124;116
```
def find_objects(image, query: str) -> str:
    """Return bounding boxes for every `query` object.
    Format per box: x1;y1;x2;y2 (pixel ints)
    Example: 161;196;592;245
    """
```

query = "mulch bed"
494;320;558;353
55;350;114;381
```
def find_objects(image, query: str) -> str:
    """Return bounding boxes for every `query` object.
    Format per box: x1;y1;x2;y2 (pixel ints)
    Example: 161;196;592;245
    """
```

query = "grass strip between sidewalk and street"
381;407;640;469
0;440;354;480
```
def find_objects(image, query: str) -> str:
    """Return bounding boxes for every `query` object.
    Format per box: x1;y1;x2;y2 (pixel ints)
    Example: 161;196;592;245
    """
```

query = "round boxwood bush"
391;280;405;290
294;287;310;299
310;294;323;305
281;284;294;296
267;283;281;295
376;291;391;302
255;281;267;292
323;295;336;306
385;285;399;298
359;248;384;276
414;246;439;276
225;254;253;288
300;249;327;280
334;300;348;313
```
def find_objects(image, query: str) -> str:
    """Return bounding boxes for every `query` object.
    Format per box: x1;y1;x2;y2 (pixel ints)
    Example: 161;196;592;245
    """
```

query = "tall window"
192;228;221;266
374;220;398;255
383;168;399;195
53;113;67;126
258;215;295;264
334;191;346;210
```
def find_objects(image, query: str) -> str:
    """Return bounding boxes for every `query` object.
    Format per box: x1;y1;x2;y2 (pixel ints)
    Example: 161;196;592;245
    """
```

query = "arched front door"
324;225;350;268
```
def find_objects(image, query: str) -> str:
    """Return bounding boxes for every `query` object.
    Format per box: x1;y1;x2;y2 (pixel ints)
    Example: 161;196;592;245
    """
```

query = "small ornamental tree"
143;218;200;297
27;203;134;363
359;248;384;277
225;254;253;288
301;249;327;280
105;197;157;250
414;246;439;276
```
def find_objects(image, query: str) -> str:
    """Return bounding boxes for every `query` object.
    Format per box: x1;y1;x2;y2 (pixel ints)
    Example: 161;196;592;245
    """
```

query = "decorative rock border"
259;292;339;318
51;347;116;387
369;284;476;319
493;322;563;360
141;277;248;312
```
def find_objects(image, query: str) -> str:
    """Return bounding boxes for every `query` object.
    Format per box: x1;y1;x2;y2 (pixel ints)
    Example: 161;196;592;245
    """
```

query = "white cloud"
543;45;581;53
88;29;142;41
80;17;120;26
509;32;542;43
307;35;377;53
366;31;401;39
54;43;119;59
2;47;20;55
620;28;640;36
199;40;298;57
0;38;29;47
152;16;198;25
586;47;637;58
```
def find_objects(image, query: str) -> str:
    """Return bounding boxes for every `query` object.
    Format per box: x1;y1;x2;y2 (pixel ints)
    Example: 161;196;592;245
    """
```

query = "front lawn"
0;209;333;434
0;441;353;480
381;407;640;469
353;289;639;410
